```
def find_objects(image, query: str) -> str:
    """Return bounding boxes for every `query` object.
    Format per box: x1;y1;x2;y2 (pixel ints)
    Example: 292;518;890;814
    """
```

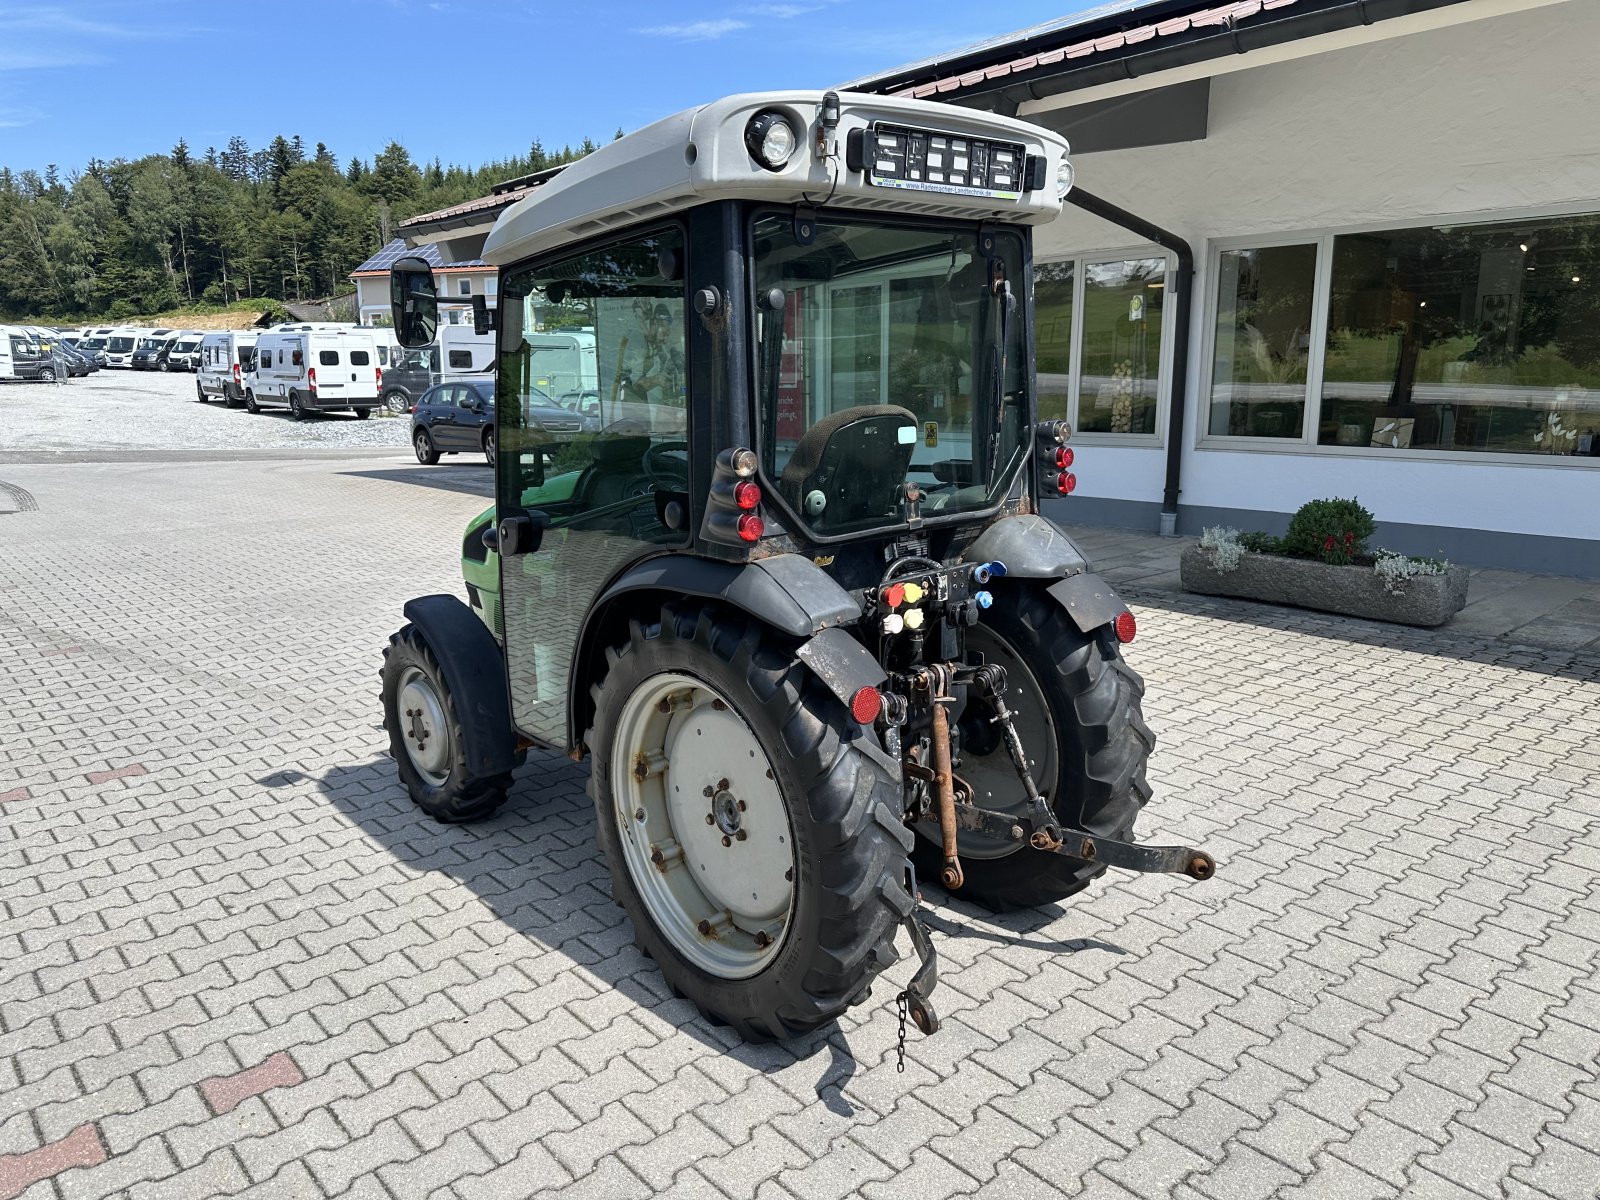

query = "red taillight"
1114;611;1137;643
308;367;317;389
733;480;761;510
376;367;383;387
850;686;883;725
1054;446;1075;469
1055;471;1077;495
232;364;241;381
736;513;764;542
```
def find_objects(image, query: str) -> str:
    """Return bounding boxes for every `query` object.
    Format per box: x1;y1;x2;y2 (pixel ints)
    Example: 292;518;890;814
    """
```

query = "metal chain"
894;991;909;1073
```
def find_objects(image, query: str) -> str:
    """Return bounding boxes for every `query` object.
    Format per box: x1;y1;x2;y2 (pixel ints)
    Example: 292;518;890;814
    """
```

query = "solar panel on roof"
351;239;485;274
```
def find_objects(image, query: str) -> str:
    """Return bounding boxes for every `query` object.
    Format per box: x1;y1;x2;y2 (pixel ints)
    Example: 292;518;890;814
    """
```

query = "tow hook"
893;869;940;1070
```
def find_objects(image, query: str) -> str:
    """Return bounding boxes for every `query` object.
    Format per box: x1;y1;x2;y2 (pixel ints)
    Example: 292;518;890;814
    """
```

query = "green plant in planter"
1282;497;1376;566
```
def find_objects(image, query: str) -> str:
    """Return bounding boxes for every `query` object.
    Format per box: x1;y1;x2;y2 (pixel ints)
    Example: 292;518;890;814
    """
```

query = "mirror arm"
472;295;496;336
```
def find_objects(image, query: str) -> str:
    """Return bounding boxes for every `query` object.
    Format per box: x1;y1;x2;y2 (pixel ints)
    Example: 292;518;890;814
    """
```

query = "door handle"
497;509;550;557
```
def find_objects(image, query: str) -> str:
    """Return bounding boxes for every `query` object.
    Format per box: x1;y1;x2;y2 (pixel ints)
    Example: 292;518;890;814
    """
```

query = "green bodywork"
460;468;582;641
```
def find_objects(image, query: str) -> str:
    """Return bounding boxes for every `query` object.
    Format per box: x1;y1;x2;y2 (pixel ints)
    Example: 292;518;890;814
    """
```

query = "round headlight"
745;111;798;172
1056;158;1075;199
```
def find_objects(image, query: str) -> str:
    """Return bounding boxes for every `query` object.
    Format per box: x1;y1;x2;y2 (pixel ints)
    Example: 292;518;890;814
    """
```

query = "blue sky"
0;0;1093;176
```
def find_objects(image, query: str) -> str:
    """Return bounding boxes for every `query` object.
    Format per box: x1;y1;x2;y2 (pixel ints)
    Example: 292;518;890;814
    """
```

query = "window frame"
1034;245;1176;447
1197;205;1600;470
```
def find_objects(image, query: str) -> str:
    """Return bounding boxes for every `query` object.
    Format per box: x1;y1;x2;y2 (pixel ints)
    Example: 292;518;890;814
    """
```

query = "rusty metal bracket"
947;797;1214;880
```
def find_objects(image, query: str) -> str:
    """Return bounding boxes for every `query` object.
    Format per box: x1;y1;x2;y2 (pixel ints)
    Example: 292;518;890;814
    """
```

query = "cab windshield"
753;213;1028;536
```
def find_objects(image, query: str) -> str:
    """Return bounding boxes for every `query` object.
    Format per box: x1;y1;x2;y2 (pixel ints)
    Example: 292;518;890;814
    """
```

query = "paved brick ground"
1;454;1597;1200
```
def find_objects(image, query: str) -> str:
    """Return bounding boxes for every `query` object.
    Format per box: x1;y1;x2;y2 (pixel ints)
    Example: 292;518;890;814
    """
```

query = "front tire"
482;428;496;465
911;581;1153;911
588;601;913;1041
382;625;511;823
244;389;259;414
196;382;208;403
288;391;306;421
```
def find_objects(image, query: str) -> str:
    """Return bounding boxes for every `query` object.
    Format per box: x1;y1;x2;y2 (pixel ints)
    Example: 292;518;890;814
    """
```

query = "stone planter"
1180;546;1470;627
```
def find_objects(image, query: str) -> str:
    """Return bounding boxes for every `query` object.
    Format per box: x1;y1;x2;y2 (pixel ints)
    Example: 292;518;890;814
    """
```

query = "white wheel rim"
611;671;795;979
396;665;451;786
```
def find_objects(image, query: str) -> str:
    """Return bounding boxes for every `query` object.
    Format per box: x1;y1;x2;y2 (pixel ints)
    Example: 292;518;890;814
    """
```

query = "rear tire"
482;428;496;465
910;581;1153;911
588;601;913;1041
382;625;511;823
414;428;440;464
385;389;410;414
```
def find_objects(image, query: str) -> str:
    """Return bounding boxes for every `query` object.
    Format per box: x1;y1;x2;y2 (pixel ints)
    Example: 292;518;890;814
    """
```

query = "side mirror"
390;256;438;348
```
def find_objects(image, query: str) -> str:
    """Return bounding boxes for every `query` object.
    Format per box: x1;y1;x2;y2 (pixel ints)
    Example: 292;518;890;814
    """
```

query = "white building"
851;0;1600;575
349;239;498;327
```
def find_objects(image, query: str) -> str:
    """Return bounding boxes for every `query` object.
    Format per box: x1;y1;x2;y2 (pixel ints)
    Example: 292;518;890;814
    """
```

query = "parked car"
70;336;110;367
165;333;203;371
247;328;381;418
131;334;178;370
410;378;593;466
3;330;57;381
102;328;146;368
381;326;494;413
196;331;258;406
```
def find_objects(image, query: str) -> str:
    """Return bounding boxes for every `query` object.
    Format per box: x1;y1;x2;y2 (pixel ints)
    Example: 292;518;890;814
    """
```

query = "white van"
0;324;17;382
247;328;381;419
525;330;597;399
197;331;259;406
102;327;144;368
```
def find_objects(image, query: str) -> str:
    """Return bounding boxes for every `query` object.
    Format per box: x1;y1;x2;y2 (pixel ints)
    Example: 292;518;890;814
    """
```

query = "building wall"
1031;1;1600;570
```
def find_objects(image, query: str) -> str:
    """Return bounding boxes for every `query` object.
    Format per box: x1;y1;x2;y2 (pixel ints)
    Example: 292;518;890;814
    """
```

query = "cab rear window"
318;350;340;366
350;350;370;366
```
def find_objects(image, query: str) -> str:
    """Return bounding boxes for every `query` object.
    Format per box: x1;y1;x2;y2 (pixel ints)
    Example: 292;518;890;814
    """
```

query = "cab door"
492;226;690;748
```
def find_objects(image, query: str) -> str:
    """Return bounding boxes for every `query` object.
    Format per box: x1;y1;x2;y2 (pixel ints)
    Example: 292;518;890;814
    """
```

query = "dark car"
131;335;178;371
61;338;105;370
410;378;592;466
8;334;57;381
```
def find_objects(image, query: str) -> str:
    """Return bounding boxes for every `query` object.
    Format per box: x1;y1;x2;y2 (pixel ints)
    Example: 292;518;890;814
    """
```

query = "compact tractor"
382;90;1215;1044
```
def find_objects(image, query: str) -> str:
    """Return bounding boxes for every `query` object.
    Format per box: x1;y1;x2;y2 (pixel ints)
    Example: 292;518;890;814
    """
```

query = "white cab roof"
485;90;1069;267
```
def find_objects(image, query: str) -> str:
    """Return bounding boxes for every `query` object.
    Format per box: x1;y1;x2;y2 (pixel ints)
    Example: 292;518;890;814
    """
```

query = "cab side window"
497;226;687;541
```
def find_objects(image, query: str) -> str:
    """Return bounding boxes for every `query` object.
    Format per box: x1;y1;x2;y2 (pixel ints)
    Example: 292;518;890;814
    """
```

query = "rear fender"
568;553;863;750
1046;572;1130;635
400;594;519;776
961;513;1089;578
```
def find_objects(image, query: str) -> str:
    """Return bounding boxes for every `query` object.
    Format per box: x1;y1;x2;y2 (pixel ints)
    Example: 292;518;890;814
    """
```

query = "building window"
1208;212;1600;460
1209;244;1317;438
485;278;498;297
1079;258;1165;435
1035;253;1169;439
458;280;472;296
1036;261;1073;423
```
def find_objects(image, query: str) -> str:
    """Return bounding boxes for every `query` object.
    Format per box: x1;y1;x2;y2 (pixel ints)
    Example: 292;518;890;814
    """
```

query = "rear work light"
1114;611;1137;643
1055;471;1077;495
850;686;883;725
733;481;761;510
736;513;764;542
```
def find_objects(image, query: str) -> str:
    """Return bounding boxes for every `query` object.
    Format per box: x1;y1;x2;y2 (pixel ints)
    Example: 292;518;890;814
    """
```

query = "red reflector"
850;686;882;725
1114;610;1137;643
736;513;764;542
884;582;906;609
1056;471;1077;495
733;480;761;510
1054;446;1075;469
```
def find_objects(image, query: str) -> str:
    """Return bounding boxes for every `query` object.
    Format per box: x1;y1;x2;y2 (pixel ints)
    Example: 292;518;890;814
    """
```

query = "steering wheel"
644;440;690;489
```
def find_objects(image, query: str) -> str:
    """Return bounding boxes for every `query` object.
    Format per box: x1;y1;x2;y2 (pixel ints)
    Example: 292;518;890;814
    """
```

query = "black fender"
569;552;864;748
961;513;1089;579
1046;572;1130;635
401;594;520;776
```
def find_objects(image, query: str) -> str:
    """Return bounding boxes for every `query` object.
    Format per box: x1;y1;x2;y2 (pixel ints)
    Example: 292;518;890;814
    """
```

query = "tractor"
381;90;1215;1044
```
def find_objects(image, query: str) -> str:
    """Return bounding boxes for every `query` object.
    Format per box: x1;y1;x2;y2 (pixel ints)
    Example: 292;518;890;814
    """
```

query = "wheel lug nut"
736;799;746;812
735;830;747;842
754;931;771;948
717;778;730;791
697;919;712;935
703;785;714;798
649;846;664;865
705;814;715;825
721;835;732;847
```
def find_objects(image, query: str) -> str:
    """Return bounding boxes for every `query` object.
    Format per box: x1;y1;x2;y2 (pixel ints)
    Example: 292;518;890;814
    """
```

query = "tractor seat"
780;405;917;531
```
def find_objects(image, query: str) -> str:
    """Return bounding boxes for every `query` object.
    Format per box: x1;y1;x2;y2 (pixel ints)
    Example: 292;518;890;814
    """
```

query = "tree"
220;136;251;181
365;141;421;205
171;139;191;171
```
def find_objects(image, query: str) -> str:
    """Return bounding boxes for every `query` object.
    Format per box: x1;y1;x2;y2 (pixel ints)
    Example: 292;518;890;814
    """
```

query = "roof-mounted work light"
746;110;799;172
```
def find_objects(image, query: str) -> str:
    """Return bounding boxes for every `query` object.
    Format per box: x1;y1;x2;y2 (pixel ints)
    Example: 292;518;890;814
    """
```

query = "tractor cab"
384;91;1213;1047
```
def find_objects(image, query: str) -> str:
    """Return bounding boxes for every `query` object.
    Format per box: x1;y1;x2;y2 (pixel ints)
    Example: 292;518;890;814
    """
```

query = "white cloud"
635;18;749;41
0;105;45;128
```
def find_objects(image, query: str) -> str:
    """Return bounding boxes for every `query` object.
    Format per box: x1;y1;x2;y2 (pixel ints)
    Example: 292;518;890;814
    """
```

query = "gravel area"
0;368;413;453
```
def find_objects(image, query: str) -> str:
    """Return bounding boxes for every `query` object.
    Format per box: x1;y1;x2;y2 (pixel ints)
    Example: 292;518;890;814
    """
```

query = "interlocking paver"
2;455;1597;1200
